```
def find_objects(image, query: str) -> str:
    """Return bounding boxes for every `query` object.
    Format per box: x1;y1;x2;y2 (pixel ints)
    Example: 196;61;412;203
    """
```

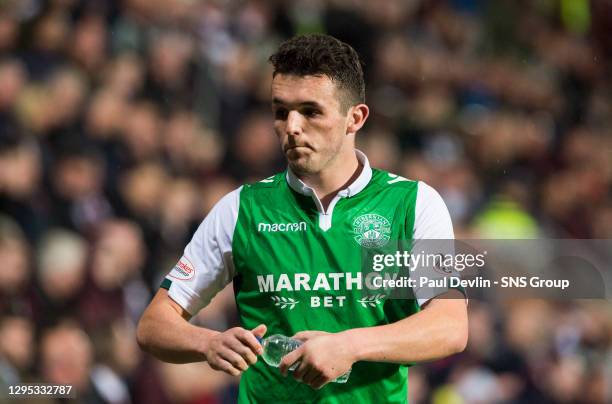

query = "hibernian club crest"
353;214;391;248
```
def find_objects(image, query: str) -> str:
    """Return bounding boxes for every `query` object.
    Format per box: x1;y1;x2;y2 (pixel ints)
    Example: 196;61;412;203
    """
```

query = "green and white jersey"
162;151;455;404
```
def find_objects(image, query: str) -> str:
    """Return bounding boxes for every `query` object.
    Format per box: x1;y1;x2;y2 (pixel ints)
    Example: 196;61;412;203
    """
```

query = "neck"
297;150;361;210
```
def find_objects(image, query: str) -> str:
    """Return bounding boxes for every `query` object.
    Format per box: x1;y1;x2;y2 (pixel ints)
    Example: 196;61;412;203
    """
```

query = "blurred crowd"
0;0;611;403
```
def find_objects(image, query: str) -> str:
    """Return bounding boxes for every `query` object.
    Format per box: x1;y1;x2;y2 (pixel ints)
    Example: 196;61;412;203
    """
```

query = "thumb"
251;324;267;339
279;344;303;376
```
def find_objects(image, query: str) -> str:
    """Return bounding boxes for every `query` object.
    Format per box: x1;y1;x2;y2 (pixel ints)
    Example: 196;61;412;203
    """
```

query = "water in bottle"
259;334;351;383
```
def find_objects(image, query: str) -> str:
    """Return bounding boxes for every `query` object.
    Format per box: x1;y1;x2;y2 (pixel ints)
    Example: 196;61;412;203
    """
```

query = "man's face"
271;74;350;175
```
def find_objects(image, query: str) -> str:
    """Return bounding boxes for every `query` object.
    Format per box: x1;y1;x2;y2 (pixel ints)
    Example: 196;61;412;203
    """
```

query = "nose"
285;110;303;137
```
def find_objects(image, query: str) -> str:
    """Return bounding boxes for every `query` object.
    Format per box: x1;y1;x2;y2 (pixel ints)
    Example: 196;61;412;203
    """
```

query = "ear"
346;104;369;136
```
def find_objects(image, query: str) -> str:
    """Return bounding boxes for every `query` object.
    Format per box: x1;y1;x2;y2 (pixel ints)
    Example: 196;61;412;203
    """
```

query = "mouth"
284;145;312;153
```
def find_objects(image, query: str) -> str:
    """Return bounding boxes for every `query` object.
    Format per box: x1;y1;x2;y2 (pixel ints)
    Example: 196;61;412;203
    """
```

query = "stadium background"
0;0;611;403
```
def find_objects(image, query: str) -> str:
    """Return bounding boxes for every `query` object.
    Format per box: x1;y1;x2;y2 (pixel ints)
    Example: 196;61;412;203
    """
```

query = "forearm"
137;291;219;364
343;292;467;364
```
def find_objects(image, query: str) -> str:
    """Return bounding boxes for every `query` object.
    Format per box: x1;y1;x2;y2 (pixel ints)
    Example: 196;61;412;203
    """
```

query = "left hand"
279;330;356;389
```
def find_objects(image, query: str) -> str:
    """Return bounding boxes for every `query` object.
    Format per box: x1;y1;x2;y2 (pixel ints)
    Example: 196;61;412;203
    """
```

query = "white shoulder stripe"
165;186;242;314
387;173;410;184
414;181;454;239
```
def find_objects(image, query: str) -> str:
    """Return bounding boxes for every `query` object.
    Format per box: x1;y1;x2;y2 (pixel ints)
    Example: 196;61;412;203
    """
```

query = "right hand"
205;324;267;376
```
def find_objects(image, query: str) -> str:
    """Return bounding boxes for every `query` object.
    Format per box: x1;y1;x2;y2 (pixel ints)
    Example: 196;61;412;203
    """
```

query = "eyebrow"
272;98;323;109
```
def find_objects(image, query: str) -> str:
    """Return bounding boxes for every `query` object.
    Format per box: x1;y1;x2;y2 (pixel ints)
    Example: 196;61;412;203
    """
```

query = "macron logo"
258;222;307;232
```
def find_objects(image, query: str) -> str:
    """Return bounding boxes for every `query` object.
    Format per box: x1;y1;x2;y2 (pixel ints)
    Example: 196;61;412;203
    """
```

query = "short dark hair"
269;34;365;110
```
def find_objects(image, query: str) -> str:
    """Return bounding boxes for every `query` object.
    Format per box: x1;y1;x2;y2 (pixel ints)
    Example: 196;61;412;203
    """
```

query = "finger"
301;365;320;385
212;357;242;377
279;346;303;376
311;374;328;390
227;338;258;365
292;358;310;382
220;348;249;372
251;324;267;339
236;328;263;356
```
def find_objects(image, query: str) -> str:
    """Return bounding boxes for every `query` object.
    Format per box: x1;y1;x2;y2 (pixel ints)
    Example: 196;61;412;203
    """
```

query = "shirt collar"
286;149;373;198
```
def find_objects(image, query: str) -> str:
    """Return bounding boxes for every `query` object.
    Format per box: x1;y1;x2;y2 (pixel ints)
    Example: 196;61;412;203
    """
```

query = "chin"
288;158;319;175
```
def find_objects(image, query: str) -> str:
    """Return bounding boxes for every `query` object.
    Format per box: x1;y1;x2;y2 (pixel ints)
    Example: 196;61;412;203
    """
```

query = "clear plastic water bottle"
259;334;351;383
